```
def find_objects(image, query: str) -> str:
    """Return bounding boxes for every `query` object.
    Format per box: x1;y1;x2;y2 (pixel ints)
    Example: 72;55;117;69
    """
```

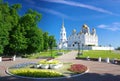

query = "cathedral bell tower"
58;20;67;49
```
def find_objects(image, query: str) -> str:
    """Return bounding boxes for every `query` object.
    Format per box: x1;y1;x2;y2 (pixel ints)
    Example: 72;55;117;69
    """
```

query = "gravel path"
0;50;120;81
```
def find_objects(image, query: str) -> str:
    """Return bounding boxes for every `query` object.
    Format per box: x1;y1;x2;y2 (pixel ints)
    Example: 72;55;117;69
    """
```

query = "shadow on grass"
0;73;120;81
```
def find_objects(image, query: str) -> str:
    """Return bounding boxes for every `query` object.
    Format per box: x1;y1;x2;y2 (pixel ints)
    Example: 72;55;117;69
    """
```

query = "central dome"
83;24;88;29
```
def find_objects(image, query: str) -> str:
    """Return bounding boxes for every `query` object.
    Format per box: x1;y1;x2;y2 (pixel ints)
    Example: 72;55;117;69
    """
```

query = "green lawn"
77;50;120;60
23;50;70;59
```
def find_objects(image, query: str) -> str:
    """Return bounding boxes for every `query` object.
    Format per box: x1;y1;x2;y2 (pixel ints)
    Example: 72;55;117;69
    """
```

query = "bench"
2;57;13;61
90;58;98;61
0;55;16;62
57;52;64;55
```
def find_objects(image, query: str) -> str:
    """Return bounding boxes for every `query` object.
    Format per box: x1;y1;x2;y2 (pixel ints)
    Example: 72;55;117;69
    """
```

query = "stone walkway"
0;51;120;81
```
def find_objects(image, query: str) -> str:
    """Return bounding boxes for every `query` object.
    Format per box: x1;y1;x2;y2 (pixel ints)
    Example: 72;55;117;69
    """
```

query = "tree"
25;27;44;53
8;25;27;55
43;32;49;51
116;47;120;50
2;3;21;55
0;2;13;55
0;1;57;56
19;9;42;54
48;35;56;57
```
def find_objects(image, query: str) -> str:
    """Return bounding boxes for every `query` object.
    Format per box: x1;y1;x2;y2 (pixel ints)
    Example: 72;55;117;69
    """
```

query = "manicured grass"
77;50;120;60
23;50;70;59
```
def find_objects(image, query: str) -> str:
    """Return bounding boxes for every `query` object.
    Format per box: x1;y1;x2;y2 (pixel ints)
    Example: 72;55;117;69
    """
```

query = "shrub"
68;64;87;74
9;68;63;78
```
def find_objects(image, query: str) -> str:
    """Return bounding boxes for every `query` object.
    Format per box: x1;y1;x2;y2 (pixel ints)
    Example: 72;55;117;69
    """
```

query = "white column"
86;56;90;60
98;57;101;62
106;57;110;63
0;57;2;62
13;55;16;61
112;58;117;64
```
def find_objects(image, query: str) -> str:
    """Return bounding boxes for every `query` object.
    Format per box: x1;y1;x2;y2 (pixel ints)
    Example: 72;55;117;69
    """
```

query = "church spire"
62;18;64;28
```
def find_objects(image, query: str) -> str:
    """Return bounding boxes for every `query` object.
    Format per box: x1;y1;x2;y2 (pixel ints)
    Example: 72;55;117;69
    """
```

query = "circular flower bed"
7;61;88;78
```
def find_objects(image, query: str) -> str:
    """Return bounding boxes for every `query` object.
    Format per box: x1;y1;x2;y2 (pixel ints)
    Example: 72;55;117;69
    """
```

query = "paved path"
0;51;120;81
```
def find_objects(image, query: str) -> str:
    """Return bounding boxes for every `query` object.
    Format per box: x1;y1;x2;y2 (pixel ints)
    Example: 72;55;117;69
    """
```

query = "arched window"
73;44;74;47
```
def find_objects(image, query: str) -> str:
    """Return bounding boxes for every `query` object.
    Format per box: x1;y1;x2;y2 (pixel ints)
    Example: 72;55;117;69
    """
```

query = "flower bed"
36;59;63;69
68;64;87;74
7;62;88;78
10;62;37;69
9;68;63;78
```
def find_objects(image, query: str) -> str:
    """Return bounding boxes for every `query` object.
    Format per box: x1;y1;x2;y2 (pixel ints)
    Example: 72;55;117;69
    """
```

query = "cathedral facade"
58;22;114;50
67;24;98;48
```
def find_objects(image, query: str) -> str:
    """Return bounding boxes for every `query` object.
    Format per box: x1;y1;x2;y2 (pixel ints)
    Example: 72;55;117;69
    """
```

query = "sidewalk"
0;51;120;81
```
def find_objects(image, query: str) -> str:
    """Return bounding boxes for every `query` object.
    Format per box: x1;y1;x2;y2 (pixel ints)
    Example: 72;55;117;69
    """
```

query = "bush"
9;68;63;78
68;64;87;74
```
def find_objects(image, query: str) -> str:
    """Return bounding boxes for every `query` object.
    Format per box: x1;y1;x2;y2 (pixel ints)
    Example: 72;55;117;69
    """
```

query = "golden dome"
83;24;88;29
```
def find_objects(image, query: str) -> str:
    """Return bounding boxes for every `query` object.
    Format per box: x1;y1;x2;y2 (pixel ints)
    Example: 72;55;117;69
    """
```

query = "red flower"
68;64;87;73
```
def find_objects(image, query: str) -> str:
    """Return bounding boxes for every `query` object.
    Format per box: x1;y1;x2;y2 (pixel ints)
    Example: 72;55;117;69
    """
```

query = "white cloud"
35;7;70;19
97;24;107;28
41;0;119;16
24;0;71;19
97;22;120;31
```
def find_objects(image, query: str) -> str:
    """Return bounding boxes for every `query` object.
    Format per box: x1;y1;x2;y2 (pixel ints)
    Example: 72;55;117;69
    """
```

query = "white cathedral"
67;24;98;48
58;21;114;50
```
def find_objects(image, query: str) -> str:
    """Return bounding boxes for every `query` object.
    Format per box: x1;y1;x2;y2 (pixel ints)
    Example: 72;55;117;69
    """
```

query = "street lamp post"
77;42;80;57
82;43;84;54
77;41;82;57
109;44;112;53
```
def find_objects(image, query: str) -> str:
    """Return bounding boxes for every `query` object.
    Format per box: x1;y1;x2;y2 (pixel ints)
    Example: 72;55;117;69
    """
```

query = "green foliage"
77;50;120;60
0;1;56;56
43;32;49;51
116;47;120;50
48;35;56;49
18;9;43;54
9;25;27;54
0;2;12;54
10;69;63;78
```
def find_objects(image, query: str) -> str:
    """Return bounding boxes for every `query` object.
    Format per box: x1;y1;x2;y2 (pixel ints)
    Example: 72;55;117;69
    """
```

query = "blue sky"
4;0;120;48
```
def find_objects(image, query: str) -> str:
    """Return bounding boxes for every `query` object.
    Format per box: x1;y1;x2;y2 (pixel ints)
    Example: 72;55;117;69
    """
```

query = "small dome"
83;24;88;29
92;28;95;31
79;31;82;34
73;29;76;33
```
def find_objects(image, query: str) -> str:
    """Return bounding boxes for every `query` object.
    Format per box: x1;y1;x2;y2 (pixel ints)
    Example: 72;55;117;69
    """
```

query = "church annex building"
58;21;114;50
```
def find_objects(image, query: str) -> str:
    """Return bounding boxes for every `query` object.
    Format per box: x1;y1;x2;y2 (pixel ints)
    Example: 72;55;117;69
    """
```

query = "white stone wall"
90;46;114;50
84;34;98;46
67;46;114;50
